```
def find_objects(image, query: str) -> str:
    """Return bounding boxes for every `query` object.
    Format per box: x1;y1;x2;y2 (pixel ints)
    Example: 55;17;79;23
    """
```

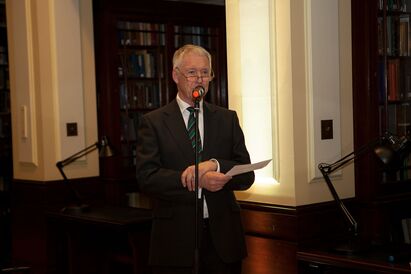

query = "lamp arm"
324;137;383;173
317;136;388;237
319;167;358;236
56;142;99;169
322;153;356;174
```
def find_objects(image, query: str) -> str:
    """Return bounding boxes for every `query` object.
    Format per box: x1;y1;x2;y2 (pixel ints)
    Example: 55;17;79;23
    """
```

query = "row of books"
119;50;163;78
379;15;411;57
117;21;165;32
120;113;140;168
383;58;411;101
118;30;166;47
117;22;215;36
174;35;214;50
117;22;219;48
379;0;411;12
118;31;218;48
174;25;216;35
387;103;411;137
119;82;161;110
388;59;401;100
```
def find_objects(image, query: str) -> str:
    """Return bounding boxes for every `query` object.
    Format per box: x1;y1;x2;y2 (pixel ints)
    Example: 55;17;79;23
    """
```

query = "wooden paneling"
241;207;297;241
240;201;350;241
240;201;352;274
243;235;297;274
10;182;352;274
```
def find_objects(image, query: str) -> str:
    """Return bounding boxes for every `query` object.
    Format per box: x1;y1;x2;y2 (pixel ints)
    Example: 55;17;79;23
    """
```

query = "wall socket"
321;120;333;140
66;122;78;136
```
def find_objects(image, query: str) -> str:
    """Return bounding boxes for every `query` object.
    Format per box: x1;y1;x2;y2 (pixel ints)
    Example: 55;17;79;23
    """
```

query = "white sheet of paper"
225;159;272;177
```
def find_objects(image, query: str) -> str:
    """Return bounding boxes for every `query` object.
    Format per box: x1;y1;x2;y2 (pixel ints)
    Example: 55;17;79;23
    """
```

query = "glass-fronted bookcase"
377;0;411;182
93;0;227;205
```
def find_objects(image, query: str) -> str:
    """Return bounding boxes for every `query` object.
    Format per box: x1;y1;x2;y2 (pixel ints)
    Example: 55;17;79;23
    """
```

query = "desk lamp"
56;136;114;213
318;132;411;253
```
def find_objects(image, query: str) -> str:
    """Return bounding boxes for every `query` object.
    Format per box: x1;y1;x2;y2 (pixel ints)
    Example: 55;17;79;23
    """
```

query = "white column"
6;0;98;181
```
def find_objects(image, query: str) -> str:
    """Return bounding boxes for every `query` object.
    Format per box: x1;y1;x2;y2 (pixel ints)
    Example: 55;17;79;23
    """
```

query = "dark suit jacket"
136;99;255;267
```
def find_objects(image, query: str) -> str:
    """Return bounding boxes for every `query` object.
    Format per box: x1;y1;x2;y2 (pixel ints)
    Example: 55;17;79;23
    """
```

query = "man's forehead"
180;54;209;67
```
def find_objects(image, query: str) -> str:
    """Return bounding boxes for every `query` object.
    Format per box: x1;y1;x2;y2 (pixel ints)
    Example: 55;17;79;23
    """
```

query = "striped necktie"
187;107;203;156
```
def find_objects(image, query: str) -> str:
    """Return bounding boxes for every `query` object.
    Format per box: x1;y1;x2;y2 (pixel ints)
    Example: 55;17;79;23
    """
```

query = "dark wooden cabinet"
92;0;227;204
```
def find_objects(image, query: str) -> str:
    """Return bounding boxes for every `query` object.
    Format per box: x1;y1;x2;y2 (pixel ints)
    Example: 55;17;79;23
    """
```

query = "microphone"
192;86;205;100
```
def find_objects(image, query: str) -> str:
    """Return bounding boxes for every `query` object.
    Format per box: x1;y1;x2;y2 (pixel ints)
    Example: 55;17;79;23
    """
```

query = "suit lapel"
162;100;195;163
203;103;218;161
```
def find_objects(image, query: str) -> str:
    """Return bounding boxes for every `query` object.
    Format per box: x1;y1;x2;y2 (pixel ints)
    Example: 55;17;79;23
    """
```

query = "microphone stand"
193;98;202;274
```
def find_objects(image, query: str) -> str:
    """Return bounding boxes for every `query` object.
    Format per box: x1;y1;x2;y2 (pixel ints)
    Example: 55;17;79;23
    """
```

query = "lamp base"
61;203;90;214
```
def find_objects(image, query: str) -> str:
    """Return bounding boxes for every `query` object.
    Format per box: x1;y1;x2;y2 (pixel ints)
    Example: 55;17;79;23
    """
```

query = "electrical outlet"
66;122;78;136
321;120;333;140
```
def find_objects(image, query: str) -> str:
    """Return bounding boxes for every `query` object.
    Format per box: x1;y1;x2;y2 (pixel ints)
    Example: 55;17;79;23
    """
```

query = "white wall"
6;0;99;181
227;0;353;206
6;0;353;205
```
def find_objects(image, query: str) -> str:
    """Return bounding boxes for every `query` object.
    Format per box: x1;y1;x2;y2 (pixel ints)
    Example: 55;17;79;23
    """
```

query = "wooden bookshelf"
92;0;227;205
352;0;411;245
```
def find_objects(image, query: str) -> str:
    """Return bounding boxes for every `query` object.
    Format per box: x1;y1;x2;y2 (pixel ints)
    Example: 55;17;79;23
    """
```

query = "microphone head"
192;86;205;100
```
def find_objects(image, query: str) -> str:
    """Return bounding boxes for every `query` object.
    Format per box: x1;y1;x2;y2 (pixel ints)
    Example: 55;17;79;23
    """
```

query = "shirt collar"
176;93;203;114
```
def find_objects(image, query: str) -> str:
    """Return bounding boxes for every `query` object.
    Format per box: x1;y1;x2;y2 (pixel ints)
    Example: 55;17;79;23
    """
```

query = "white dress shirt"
176;94;209;218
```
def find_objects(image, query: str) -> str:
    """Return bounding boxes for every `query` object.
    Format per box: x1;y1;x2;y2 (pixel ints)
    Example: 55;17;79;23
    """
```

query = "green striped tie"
187;107;203;157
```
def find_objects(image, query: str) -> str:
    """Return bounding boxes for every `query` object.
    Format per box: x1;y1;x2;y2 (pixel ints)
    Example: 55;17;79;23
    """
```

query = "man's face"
172;52;211;105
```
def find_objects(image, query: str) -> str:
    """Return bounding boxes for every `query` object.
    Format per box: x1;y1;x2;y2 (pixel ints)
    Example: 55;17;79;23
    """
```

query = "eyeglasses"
175;67;214;82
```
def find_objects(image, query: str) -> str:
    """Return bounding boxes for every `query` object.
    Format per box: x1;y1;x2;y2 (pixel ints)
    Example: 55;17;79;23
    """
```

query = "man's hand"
181;160;231;191
200;171;232;192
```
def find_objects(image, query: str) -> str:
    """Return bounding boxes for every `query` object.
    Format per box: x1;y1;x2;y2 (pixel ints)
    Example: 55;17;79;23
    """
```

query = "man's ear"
172;69;179;84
